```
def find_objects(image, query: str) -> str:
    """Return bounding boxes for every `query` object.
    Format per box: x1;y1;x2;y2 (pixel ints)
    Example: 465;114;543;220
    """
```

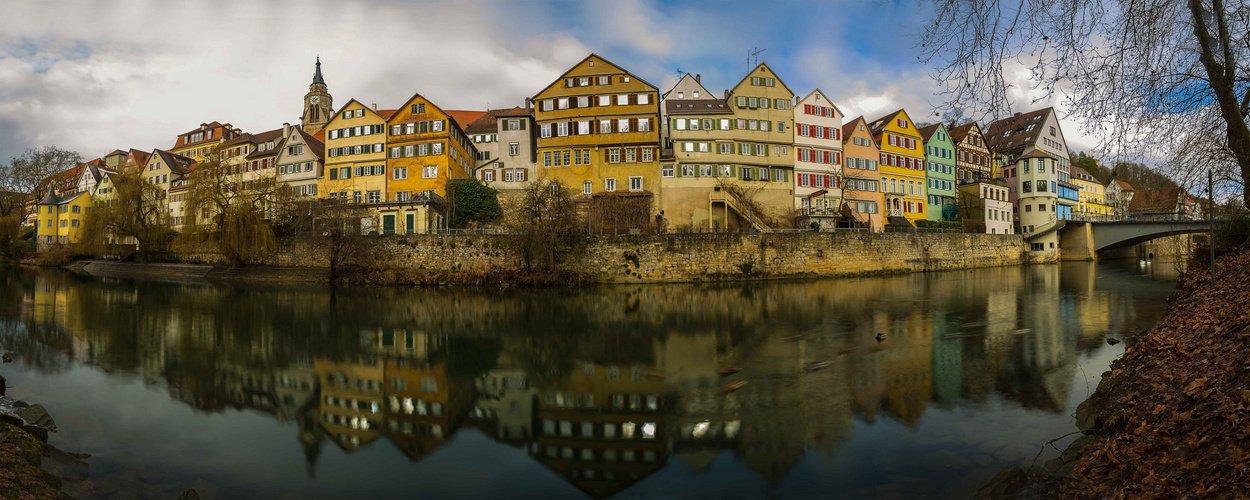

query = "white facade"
792;90;843;222
275;125;324;199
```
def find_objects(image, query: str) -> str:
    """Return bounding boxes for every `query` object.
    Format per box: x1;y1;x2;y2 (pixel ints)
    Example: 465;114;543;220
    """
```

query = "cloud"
0;0;1101;165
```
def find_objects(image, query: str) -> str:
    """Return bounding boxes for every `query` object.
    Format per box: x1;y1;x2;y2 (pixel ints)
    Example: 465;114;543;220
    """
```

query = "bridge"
1056;220;1210;260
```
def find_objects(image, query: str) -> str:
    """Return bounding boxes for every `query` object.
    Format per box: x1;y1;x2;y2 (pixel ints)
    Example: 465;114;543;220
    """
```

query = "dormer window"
693;91;699;98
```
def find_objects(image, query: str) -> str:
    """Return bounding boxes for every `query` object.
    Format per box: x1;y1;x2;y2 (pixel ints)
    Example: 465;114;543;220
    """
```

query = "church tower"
301;57;333;135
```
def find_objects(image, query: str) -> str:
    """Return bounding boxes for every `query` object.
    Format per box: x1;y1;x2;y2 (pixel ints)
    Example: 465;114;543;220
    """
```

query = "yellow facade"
171;122;240;162
1074;175;1112;219
385;93;476;199
532;54;661;197
870;110;927;223
320;99;391;204
36;192;92;248
140;149;194;218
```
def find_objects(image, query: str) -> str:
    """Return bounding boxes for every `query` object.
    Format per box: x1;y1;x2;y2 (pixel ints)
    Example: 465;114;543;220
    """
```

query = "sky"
0;0;1097;164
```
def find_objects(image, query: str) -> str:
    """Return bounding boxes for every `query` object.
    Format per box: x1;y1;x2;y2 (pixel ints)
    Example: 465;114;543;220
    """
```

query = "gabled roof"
1129;188;1183;211
244;128;287;159
918;123;947;142
328;98;393;126
948;121;980;143
173;121;237;150
665;99;731;115
730;61;795;98
531;53;659;100
1070;166;1094;180
295;128;325;159
463;108;524;134
867;109;913;136
796;89;842;117
104;149;127;158
150;149;196;174
984;108;1054;154
662;73;716;100
841;116;879;148
1114;179;1135;190
446;110;488;131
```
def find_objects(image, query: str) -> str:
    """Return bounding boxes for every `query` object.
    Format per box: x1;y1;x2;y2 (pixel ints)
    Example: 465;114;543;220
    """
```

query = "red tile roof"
377;109;397;120
445;110;487;130
666;99;732;115
1114;179;1135;190
841;117;878;149
1129;188;1182;211
463;108;525;134
985;108;1053;155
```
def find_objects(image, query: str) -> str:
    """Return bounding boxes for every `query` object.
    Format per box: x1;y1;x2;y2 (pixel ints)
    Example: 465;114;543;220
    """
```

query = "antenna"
748;47;767;72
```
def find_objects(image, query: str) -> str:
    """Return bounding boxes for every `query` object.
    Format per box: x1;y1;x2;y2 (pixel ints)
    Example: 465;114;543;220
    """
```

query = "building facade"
948;122;993;183
35;189;92;250
172;121;243;161
1071;167;1112;219
957;181;1012;234
385;92;477;200
840;117;884;231
471;107;537;191
1009;149;1061;236
532;54;661;201
918;123;957;222
275;124;325;199
658;73;743;230
869;110;926;225
985;107;1073;224
792;90;842;227
320;99;393;209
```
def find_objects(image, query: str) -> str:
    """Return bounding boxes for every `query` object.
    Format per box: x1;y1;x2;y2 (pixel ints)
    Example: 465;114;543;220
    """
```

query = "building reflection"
10;260;1149;498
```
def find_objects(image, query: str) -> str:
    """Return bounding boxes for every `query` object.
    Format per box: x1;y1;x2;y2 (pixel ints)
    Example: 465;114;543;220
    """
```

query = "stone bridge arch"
1059;221;1209;260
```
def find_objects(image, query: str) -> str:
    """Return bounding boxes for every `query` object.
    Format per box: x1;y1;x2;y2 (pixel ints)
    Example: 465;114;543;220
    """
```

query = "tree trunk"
1189;0;1250;206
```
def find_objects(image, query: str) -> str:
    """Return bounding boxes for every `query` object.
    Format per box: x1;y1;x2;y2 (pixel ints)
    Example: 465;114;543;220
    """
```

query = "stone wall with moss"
269;232;1041;283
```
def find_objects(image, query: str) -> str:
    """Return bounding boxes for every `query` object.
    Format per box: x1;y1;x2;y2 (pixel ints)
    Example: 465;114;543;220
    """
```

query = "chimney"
695;74;701;83
282;122;290;137
372;103;378;111
1014;112;1021;117
525;97;531;113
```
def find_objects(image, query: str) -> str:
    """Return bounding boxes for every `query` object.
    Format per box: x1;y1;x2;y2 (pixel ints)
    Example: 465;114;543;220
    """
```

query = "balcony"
802;206;840;217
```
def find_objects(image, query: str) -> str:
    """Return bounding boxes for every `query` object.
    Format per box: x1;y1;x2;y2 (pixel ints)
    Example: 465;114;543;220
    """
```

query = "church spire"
312;57;325;86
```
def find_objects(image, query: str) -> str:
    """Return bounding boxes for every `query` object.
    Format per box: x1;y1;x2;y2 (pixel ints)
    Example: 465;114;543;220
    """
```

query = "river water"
0;260;1181;499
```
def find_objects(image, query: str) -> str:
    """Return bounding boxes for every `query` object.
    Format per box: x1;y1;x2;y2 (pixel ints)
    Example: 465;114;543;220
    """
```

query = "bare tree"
77;171;172;261
506;178;582;270
917;0;1250;205
177;144;292;266
0;146;82;219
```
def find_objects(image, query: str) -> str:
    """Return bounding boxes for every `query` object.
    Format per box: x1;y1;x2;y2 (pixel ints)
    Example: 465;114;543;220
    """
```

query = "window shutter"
519;120;526;130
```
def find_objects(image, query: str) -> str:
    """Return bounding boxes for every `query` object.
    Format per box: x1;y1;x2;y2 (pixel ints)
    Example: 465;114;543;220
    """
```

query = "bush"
940;221;964;230
35;246;75;267
914;219;942;228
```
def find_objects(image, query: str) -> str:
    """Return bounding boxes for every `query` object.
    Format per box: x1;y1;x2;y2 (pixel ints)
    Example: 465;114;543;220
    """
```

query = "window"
598;95;610;106
605;178;616;191
483;170;494;182
423;165;438;178
609;149;620;162
629;177;642;191
662;164;674;177
540;124;551;138
557;122;568;137
639;118;650;132
638;93;650;105
626;148;637;162
393;167;407;180
509;143;519;156
583;181;592;194
617;94;629;105
558;97;568;109
600;119;612;133
618;119;629;132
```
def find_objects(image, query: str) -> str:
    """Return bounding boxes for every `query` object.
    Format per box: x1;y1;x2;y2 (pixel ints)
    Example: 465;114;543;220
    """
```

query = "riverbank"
981;251;1250;498
59;232;1043;286
0;394;89;499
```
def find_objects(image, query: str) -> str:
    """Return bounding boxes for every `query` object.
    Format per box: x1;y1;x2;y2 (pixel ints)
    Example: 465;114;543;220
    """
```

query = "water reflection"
0;261;1176;499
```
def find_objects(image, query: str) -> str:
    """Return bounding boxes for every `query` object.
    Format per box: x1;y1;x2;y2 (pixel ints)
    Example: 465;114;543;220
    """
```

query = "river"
0;260;1182;499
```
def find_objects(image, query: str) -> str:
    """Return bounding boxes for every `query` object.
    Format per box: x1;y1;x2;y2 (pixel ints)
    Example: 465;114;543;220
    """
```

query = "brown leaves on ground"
1063;252;1250;499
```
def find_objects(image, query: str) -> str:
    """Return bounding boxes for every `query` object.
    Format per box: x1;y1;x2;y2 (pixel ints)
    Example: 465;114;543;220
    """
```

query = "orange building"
385;92;477;200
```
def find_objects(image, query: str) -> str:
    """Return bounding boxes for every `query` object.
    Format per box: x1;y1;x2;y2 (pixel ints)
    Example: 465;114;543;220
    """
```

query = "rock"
1074;398;1103;434
1044;457;1075;478
975;467;1028;499
0;375;6;396
2;351;11;363
0;397;57;441
1107;337;1121;345
179;488;201;500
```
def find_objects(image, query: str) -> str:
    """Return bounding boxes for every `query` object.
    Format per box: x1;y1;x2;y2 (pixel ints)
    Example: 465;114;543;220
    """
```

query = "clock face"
310;96;320;104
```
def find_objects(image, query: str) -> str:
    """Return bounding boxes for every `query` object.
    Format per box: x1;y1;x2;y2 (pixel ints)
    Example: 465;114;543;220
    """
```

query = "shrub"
35;246;75;267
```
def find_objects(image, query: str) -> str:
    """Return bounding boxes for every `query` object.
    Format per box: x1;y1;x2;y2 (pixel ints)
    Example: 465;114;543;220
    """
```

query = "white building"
792;90;843;227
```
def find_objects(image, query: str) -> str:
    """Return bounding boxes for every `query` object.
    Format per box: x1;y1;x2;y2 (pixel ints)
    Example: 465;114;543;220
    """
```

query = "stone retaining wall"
264;232;1041;283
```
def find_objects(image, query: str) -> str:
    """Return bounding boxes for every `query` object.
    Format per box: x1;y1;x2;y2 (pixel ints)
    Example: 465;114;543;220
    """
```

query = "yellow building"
35;188;92;250
868;109;927;224
532;54;661;201
385;92;477;199
1071;166;1112;219
320;99;394;205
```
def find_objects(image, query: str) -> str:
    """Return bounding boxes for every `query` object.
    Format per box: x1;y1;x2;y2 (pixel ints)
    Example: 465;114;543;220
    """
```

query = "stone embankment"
979;252;1250;499
69;232;1041;285
273;232;1039;284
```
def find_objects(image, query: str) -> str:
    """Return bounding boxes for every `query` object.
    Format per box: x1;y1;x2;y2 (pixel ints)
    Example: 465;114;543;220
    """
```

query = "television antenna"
747;47;767;72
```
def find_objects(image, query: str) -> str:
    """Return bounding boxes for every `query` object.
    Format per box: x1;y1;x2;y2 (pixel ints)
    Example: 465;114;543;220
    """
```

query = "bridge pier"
1059;221;1096;261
